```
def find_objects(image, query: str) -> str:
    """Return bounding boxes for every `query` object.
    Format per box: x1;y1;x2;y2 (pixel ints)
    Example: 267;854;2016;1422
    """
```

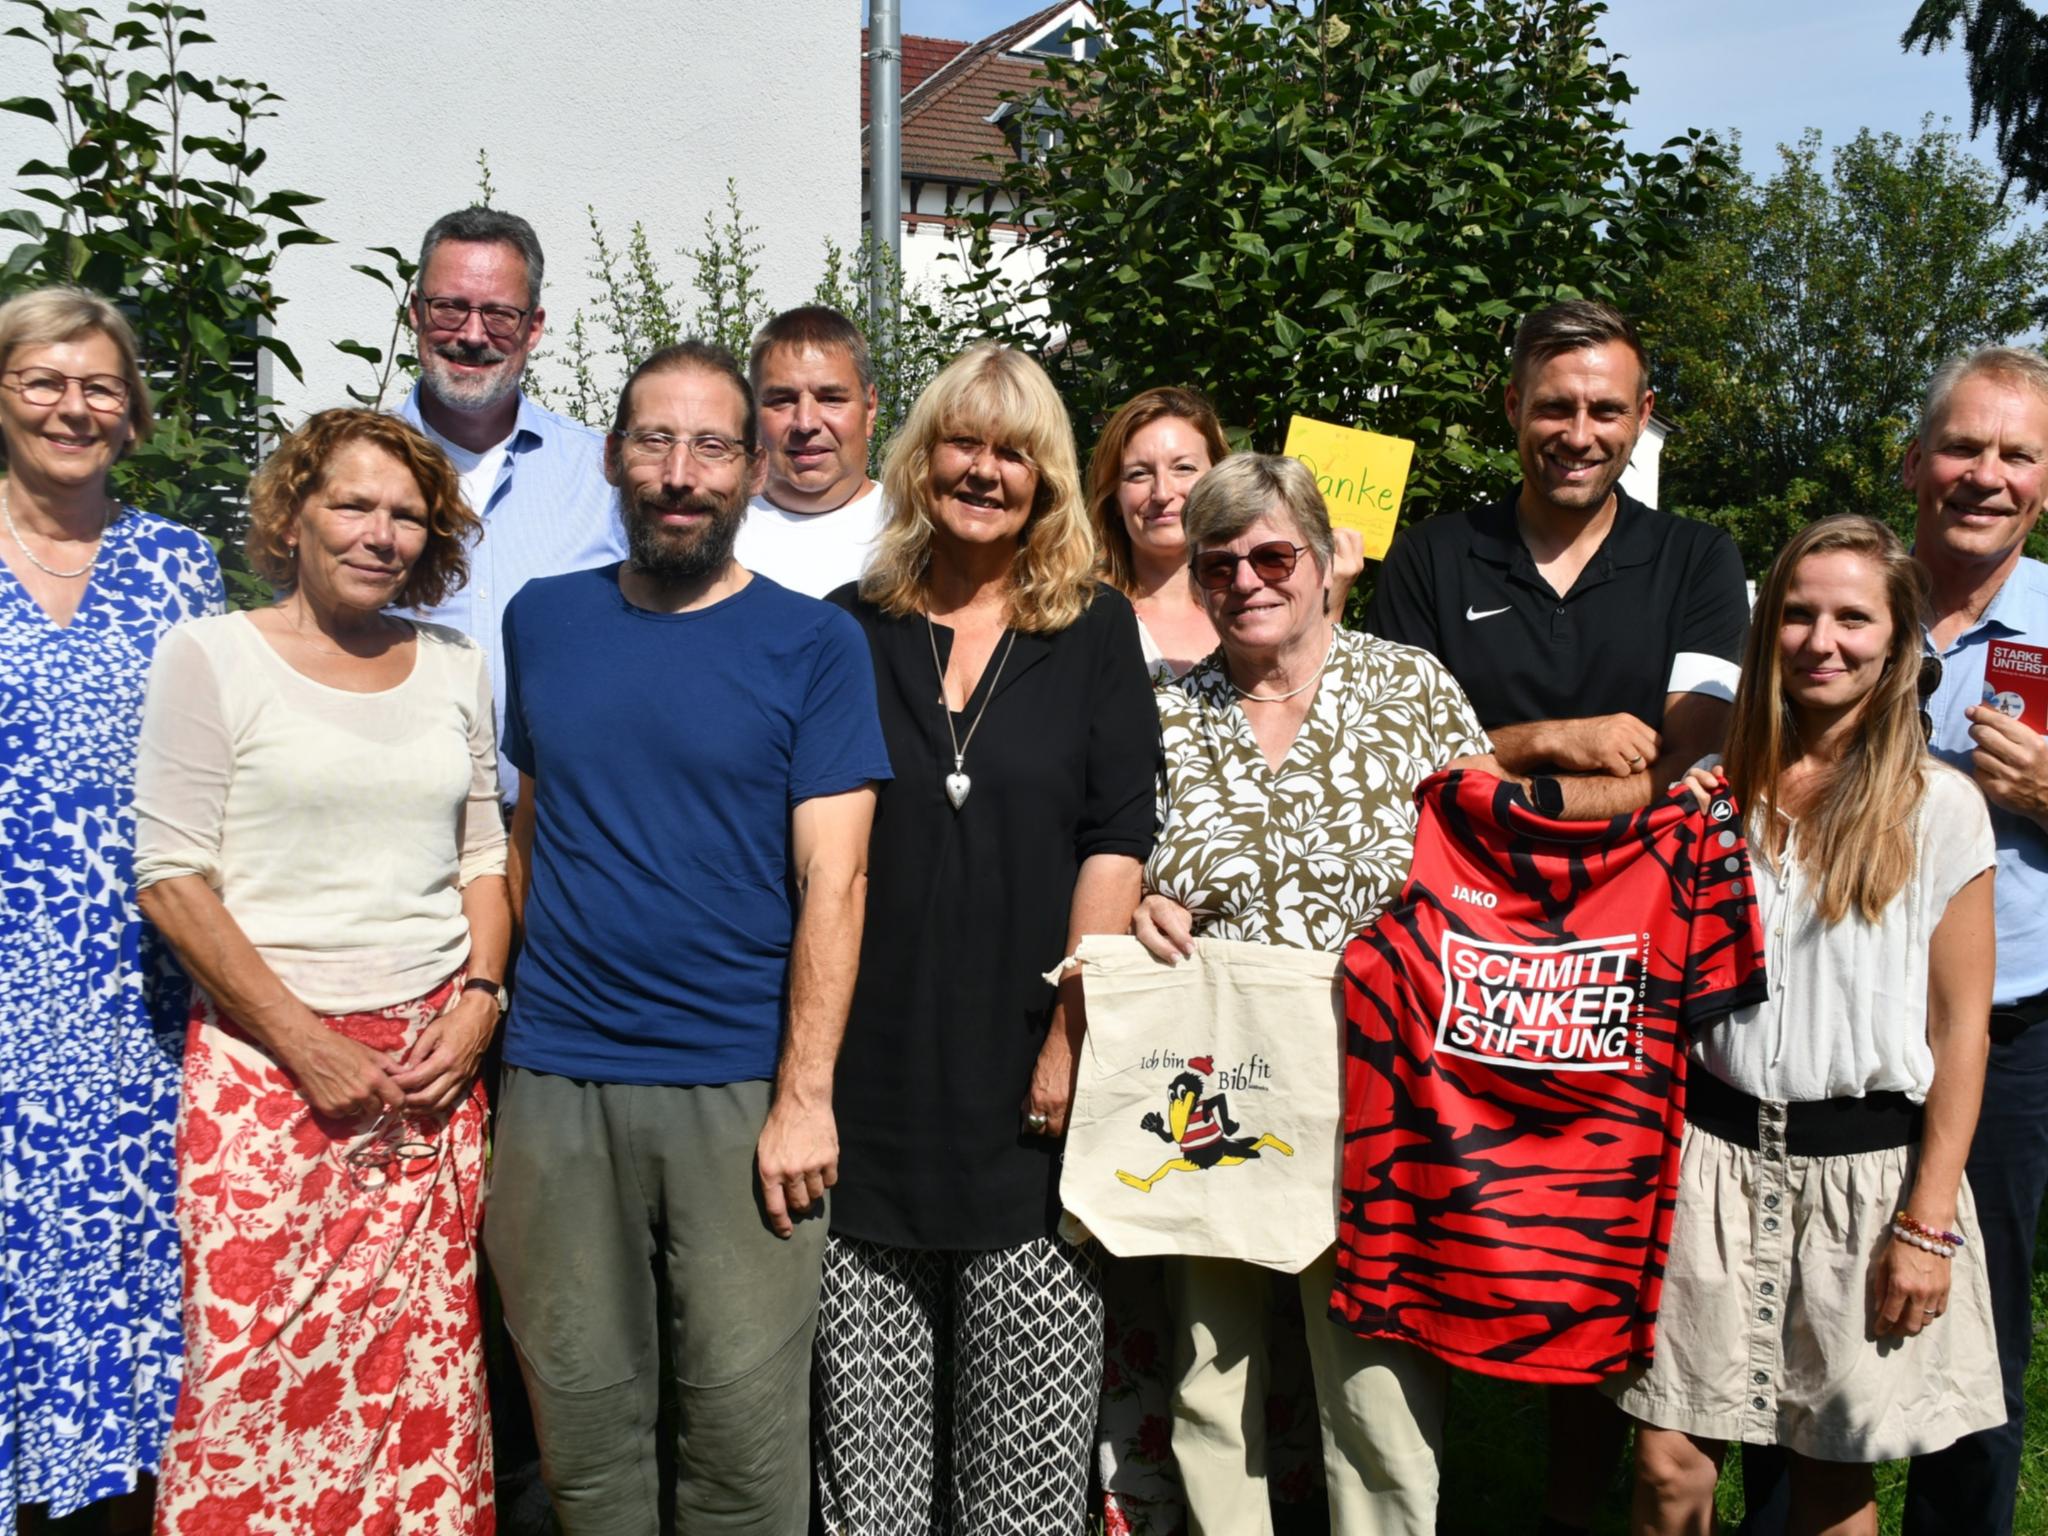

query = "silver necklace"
1230;634;1332;703
3;478;110;580
927;614;1020;810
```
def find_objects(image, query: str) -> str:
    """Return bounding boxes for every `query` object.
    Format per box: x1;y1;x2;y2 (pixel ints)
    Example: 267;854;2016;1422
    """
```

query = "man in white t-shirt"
735;306;889;597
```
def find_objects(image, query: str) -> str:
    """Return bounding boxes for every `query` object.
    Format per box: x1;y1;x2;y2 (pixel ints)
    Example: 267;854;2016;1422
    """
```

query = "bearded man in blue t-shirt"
483;339;892;1536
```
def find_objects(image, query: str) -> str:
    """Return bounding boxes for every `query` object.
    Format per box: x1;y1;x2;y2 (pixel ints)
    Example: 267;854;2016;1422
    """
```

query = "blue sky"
887;1;1991;174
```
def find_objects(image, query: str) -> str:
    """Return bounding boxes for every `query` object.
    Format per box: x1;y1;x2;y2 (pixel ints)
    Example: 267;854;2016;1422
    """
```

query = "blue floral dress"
0;505;222;1521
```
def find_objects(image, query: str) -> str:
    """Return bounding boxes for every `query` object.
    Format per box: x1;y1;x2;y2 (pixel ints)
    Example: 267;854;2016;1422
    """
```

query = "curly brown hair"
245;409;477;610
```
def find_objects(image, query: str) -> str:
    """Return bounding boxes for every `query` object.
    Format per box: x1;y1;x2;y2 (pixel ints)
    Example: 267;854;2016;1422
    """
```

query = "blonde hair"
1085;386;1231;595
1723;515;1929;925
863;343;1098;633
0;286;154;465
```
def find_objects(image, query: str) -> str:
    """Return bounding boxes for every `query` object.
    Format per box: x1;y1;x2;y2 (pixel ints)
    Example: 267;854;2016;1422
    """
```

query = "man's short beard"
624;486;746;582
419;340;522;413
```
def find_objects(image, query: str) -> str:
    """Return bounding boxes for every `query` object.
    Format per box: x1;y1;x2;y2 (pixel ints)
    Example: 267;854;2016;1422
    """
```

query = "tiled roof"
858;30;968;125
863;1;1077;187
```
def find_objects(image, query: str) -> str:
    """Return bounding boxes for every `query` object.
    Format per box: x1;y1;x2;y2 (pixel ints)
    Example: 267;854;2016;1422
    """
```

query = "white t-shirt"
735;482;887;599
133;613;508;1013
1692;764;1995;1103
422;424;512;521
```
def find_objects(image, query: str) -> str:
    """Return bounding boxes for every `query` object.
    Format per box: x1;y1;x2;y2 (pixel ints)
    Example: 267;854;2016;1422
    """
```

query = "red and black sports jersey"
1329;768;1767;1384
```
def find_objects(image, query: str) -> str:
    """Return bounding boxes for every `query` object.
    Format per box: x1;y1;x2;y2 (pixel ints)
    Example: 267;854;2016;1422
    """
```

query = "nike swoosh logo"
1465;605;1510;621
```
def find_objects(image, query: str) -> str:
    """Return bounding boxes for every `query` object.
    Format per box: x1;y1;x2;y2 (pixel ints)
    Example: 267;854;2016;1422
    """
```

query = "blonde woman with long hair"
1615;515;2004;1536
814;343;1159;1534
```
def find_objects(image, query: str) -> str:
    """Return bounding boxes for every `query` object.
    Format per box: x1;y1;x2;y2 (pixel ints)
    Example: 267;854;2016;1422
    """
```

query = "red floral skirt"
154;975;492;1535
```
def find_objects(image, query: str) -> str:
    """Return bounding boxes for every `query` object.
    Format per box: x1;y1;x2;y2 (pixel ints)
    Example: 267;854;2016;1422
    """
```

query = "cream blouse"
133;612;507;1013
1692;765;1995;1103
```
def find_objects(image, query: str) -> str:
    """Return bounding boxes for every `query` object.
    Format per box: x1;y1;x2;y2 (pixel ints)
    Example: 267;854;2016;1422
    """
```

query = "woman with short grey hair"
1132;453;1489;1535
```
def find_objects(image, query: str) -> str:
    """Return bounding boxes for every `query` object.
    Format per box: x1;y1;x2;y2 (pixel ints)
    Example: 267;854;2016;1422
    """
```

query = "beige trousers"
1167;1249;1444;1536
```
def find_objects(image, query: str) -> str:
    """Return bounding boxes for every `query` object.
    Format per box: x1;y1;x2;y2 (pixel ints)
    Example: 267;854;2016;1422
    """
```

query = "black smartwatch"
1527;775;1565;818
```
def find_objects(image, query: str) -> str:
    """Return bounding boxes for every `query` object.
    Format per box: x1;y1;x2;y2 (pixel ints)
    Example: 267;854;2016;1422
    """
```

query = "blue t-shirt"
501;565;892;1085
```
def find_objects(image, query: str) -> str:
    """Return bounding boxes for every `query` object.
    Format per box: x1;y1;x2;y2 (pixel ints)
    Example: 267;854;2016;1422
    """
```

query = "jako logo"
1451;884;1498;909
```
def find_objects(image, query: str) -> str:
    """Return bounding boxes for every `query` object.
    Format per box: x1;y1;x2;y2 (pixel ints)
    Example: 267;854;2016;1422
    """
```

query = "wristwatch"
463;977;509;1019
1527;775;1565;818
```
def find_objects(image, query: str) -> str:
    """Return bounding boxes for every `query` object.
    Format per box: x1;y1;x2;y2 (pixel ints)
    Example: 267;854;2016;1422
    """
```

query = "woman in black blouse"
816;342;1158;1534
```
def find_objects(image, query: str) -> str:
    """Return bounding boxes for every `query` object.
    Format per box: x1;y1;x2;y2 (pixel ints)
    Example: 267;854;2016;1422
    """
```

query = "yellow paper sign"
1281;415;1415;560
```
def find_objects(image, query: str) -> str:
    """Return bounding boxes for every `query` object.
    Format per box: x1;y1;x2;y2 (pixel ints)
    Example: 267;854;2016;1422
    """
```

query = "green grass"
1431;1205;2048;1535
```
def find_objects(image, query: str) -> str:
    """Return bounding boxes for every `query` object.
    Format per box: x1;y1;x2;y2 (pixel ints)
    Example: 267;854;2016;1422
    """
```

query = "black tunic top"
827;582;1160;1250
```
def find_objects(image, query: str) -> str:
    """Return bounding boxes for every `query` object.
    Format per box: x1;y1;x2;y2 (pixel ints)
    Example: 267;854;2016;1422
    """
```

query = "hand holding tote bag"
1058;935;1344;1273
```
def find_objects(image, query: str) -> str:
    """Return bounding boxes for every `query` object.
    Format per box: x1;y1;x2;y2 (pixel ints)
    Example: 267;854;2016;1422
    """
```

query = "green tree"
541;184;978;471
1904;0;2048;205
958;0;1719;517
1631;123;2048;572
0;0;326;595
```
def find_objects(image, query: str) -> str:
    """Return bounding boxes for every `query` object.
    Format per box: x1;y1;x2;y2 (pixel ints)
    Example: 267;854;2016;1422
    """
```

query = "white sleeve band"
1666;651;1741;703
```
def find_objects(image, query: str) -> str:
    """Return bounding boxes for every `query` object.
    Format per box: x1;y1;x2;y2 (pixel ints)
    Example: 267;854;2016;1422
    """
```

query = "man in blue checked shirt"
399;206;625;802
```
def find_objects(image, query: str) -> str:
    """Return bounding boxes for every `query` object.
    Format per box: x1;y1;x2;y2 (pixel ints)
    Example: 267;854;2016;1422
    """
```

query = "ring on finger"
1024;1110;1050;1134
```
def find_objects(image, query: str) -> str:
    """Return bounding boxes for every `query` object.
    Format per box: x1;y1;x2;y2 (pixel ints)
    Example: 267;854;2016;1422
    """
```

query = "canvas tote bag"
1058;934;1343;1273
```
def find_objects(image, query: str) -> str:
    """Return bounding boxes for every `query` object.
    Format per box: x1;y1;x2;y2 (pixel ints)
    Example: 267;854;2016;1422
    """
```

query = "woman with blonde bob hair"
1616;515;2004;1536
137;407;508;1531
816;343;1160;1533
0;284;220;1530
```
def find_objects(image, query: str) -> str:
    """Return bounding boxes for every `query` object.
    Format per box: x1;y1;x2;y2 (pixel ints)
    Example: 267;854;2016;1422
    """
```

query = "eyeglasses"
1192;540;1310;592
2;367;130;413
343;1109;439;1190
416;295;532;340
617;430;750;465
1917;652;1943;745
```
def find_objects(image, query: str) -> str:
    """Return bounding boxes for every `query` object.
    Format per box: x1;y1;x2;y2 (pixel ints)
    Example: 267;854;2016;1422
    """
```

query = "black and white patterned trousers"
813;1233;1104;1536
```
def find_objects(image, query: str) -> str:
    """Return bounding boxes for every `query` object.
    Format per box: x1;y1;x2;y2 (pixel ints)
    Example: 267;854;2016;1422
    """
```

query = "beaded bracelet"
1893;1211;1965;1249
1890;1221;1957;1260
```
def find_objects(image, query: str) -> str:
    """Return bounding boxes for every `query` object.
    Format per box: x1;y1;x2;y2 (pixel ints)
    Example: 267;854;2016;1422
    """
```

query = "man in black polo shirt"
1365;299;1750;1536
1368;299;1747;822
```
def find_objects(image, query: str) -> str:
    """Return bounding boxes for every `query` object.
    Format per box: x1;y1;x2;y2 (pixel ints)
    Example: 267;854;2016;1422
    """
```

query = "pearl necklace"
3;478;111;580
1229;634;1332;703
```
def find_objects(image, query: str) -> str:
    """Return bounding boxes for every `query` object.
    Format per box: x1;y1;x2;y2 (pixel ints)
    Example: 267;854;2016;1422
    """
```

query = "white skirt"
1607;1113;2003;1463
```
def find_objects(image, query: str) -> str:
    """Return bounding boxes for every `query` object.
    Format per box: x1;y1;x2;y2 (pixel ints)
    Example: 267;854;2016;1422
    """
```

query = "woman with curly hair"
135;408;509;1533
813;344;1160;1535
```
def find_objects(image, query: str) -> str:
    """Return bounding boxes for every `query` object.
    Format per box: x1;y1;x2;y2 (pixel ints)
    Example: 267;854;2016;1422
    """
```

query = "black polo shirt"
1363;486;1748;732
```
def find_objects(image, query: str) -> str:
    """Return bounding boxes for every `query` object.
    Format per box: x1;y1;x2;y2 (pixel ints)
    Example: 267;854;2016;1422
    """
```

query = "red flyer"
1982;640;2048;733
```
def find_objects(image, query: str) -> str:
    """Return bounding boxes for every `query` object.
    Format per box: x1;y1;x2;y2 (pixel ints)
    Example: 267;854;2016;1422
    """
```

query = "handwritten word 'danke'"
1281;415;1416;559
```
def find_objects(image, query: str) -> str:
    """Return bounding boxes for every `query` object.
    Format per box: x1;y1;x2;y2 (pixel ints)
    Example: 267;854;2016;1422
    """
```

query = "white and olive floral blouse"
1147;626;1489;953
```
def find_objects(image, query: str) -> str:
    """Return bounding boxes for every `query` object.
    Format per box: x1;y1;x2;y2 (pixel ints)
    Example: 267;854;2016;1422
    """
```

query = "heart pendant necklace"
927;614;1019;812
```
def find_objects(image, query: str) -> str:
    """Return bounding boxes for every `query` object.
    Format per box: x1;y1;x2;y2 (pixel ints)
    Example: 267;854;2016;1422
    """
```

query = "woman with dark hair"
136;408;507;1532
1085;386;1363;685
814;344;1158;1534
1617;515;2003;1536
0;285;222;1531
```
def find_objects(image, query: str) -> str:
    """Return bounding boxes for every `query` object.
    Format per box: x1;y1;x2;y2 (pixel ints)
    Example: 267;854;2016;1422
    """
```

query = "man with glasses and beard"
399;206;624;803
485;341;891;1536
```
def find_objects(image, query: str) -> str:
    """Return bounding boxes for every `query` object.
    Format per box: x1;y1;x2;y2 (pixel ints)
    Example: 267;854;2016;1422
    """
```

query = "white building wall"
0;0;858;423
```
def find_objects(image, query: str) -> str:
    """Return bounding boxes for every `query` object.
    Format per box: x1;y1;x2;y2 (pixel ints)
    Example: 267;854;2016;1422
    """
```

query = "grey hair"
1919;345;2048;439
416;207;545;308
1182;453;1334;576
1510;298;1648;395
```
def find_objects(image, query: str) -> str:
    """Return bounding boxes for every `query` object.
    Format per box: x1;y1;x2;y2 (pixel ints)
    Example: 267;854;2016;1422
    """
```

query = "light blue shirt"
399;385;626;800
1922;554;2048;1006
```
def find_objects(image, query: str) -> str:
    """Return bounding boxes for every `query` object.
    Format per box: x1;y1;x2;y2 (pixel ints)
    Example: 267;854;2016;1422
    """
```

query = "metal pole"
867;0;902;355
